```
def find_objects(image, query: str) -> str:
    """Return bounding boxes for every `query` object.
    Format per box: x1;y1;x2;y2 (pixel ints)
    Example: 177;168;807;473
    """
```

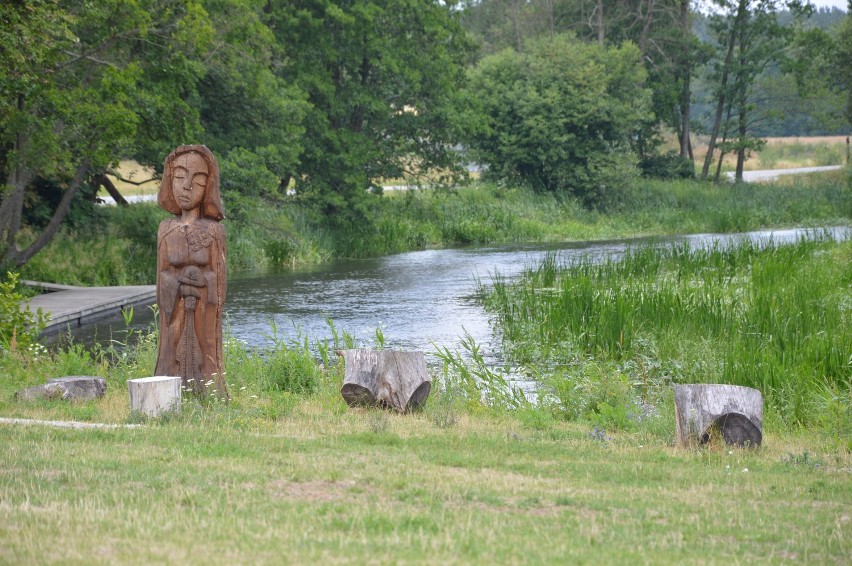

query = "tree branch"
93;172;128;206
11;159;91;267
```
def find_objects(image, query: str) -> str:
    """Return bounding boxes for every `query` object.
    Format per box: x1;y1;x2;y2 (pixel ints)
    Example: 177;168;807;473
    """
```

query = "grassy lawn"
1;405;849;564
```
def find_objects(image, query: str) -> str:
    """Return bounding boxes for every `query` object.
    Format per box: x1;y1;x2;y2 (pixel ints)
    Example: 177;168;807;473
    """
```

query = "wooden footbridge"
23;280;156;334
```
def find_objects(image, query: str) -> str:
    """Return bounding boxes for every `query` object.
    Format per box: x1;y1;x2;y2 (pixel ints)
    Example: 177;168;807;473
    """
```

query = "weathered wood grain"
339;350;431;413
674;384;763;447
128;376;181;417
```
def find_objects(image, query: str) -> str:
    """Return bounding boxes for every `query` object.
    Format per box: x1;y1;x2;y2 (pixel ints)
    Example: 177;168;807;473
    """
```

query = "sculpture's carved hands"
178;265;205;298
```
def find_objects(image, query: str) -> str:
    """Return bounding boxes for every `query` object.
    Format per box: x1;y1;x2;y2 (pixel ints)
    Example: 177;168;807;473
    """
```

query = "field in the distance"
688;135;849;172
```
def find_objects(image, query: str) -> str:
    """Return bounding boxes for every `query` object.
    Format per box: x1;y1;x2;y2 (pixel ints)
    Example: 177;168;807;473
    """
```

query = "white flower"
742;468;749;473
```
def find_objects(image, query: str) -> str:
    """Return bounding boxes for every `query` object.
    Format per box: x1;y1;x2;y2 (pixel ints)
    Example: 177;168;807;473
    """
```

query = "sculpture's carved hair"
158;145;224;221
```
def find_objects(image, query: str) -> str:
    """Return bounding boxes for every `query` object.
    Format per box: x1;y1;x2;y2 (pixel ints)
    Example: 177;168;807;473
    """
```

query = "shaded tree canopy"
264;0;475;223
0;0;213;267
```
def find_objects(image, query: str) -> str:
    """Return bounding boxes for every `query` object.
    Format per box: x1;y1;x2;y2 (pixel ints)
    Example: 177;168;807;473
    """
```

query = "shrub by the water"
0;272;48;352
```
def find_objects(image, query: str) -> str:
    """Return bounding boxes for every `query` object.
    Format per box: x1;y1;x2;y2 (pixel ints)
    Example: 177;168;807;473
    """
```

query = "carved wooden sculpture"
155;145;227;399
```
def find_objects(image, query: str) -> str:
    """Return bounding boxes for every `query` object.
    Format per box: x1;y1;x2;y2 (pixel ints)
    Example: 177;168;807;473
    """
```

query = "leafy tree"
699;0;806;181
461;0;706;165
197;0;307;199
264;0;475;223
465;34;652;208
0;0;212;267
772;6;850;139
0;0;308;268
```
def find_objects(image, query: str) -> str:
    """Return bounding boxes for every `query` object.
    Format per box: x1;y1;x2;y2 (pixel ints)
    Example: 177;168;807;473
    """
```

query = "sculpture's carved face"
171;152;209;212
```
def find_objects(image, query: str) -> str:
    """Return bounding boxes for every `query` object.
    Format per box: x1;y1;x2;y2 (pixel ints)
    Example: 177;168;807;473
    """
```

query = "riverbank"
1;329;849;563
3;230;849;562
473;236;852;430
17;171;851;287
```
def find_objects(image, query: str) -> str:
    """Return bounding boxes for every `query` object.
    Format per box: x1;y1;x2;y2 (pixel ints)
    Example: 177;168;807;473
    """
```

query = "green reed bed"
479;236;852;430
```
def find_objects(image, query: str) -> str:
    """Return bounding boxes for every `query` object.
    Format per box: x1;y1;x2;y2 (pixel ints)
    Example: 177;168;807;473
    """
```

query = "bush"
464;34;652;209
0;272;48;352
639;151;695;180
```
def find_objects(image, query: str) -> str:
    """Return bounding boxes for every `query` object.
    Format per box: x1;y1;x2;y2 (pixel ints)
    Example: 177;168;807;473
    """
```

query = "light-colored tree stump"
128;376;182;417
338;350;431;413
674;384;763;447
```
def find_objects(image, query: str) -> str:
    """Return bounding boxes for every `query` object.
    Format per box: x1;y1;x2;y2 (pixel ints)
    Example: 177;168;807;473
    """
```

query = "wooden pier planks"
23;280;156;333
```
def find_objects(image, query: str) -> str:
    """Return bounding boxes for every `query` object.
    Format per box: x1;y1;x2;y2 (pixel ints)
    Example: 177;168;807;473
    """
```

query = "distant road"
725;165;843;183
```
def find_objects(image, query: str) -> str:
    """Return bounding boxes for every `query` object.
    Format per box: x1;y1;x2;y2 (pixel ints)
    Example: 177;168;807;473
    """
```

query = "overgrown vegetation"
19;172;852;286
0;272;48;353
3;2;850;272
465;34;651;208
474;236;852;432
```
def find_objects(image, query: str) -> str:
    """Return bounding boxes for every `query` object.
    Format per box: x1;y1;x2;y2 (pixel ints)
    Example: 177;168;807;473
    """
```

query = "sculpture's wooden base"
128;376;182;417
674;384;763;447
338;350;431;413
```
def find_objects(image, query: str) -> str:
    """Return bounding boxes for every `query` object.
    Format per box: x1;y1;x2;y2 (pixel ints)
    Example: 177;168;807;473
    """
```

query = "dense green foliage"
2;0;850;269
265;0;474;223
465;35;651;208
0;272;48;352
0;0;217;266
18;172;851;285
0;0;472;266
478;237;852;430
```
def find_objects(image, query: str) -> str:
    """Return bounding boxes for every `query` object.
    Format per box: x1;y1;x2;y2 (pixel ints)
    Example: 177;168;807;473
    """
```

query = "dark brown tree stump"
338;350;431;413
674;384;763;447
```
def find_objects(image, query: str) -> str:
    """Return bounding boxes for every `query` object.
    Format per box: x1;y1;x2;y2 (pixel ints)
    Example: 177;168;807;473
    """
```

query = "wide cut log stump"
674;384;763;448
339;350;431;413
128;376;182;417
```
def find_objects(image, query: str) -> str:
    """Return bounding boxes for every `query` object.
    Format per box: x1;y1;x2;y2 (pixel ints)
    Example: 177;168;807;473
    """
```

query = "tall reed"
480;236;852;427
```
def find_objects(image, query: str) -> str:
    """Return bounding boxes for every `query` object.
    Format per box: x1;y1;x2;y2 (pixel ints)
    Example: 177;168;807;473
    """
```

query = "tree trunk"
128;376;182;417
638;0;656;55
0;97;32;257
94;172;129;206
702;0;747;180
674;384;763;447
510;0;524;52
596;0;605;47
338;350;431;413
714;103;734;183
678;0;692;160
9;159;90;266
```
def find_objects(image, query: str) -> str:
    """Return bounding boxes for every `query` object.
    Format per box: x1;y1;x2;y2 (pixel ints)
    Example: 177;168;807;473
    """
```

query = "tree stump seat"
674;384;763;447
338;350;431;413
128;376;182;417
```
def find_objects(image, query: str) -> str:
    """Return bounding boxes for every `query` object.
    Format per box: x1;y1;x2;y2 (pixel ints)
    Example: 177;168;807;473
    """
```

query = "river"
67;226;850;364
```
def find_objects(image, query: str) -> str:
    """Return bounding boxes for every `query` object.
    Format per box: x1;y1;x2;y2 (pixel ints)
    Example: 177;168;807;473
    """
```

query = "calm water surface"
69;227;850;364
